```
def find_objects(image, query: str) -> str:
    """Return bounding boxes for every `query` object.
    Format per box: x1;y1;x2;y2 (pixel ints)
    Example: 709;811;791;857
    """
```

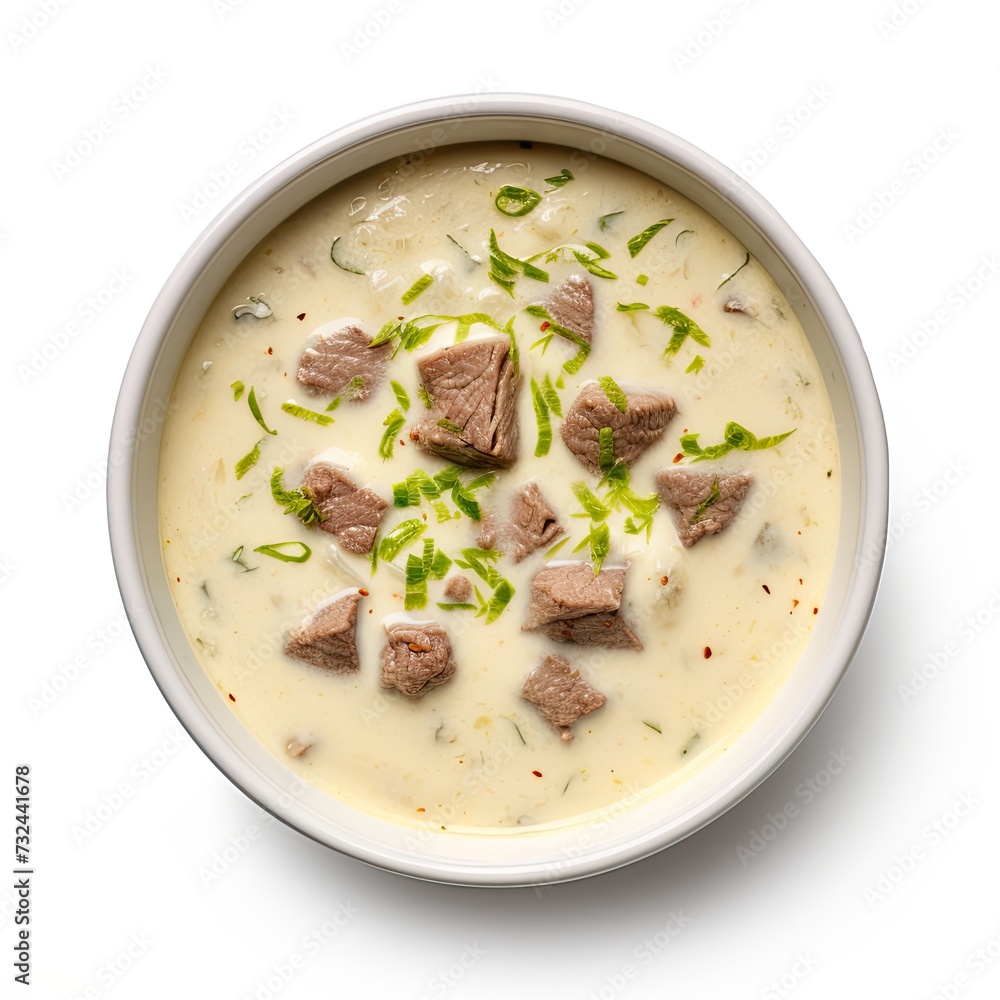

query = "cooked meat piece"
521;654;606;742
723;296;757;317
541;275;594;344
302;462;387;554
296;323;390;398
561;382;676;474
409;337;519;468
656;468;753;547
477;481;564;563
443;574;472;603
284;590;362;673
522;562;625;629
380;619;456;697
537;612;642;650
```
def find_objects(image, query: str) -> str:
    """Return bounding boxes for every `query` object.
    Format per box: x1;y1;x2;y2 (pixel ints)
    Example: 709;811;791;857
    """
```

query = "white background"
4;0;999;997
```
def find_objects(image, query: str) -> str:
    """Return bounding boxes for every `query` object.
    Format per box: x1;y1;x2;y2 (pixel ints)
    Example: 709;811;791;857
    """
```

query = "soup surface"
158;142;840;833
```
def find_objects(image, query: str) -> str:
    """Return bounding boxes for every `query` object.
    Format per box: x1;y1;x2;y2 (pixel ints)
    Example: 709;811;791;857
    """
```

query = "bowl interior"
109;95;887;886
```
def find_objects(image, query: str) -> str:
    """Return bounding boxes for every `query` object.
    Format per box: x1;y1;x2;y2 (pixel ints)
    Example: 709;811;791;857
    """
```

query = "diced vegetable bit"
544;168;574;188
269;466;324;525
232;295;272;319
280;401;335;426
253;541;312;563
679;421;796;462
636;274;649;286
626;219;674;258
247;386;278;435
231;380;245;401
401;273;435;305
235;439;263;480
494;185;542;217
717;251;751;290
379;409;407;459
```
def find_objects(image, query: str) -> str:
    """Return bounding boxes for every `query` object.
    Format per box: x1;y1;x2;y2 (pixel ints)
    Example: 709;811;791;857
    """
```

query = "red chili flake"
228;693;236;702
792;599;800;608
691;293;703;308
798;578;803;585
672;453;684;464
368;609;373;615
540;321;550;332
267;347;274;355
358;588;370;597
762;584;770;594
532;770;543;777
399;439;405;446
703;646;712;659
296;313;306;321
397;315;404;321
813;607;819;615
660;576;669;586
416;807;425;813
176;577;181;583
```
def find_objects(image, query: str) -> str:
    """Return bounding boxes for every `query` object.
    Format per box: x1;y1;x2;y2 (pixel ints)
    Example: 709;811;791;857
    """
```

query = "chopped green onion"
544;168;574;188
377;519;427;563
417;384;433;409
616;302;649;312
231;545;257;573
269;467;323;525
253;541;311;563
627;219;674;258
325;396;342;413
495;185;542;217
653;306;712;358
680;421;796;462
247;386;277;435
685;355;706;374
401;273;434;305
530;377;553;457
235;439;263;480
643;721;662;734
598;211;623;231
231;380;245;401
597;376;628;414
437;418;464;436
390;380;411;413
691;478;722;523
717;251;750;290
598;426;617;473
636;274;649;286
379;409;407;459
280;401;335;426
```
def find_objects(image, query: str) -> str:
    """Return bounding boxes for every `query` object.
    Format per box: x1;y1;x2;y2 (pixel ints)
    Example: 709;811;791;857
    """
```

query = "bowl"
108;93;888;886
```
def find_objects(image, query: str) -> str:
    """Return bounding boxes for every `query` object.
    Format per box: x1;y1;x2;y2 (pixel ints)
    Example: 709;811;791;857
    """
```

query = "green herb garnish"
379;409;407;459
269;467;323;525
377;519;427;564
488;230;550;295
390;466;494;521
324;396;343;413
401;273;434;305
653;306;712;358
437;418;464;435
495;185;542;217
451;548;515;623
371;312;505;354
544;168;574;188
231;545;257;573
675;229;694;244
572;520;611;574
680;421;796;462
636;274;649;286
404;538;453;610
235;439;263;480
597;376;628;414
598;426;617;473
247;386;277;435
253;541;311;563
717;251;750;290
390;380;411;412
280;401;335;427
643;721;662;734
685;355;706;374
616;302;649;313
627;219;674;257
231;380;245;401
690;478;722;523
417;384;433;409
598;211;623;231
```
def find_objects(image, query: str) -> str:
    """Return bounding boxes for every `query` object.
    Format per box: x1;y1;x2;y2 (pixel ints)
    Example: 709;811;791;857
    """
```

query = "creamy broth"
158;142;840;832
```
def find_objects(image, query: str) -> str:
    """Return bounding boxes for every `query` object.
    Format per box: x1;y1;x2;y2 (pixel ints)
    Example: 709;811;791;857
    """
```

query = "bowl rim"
108;92;888;886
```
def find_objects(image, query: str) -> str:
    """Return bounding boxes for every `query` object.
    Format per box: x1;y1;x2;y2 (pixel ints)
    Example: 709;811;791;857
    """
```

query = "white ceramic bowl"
108;94;888;886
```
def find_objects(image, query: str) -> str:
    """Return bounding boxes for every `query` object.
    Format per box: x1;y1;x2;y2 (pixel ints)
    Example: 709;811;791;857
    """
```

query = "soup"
158;142;839;832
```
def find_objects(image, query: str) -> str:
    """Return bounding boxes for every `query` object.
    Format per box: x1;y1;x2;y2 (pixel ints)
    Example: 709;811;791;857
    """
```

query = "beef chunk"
302;462;387;554
409;337;519;468
477;481;564;563
296;323;390;399
561;382;676;474
656;468;753;547
380;619;456;697
537;612;642;651
521;654;606;742
284;590;362;673
443;574;472;603
541;275;594;344
522;562;641;648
